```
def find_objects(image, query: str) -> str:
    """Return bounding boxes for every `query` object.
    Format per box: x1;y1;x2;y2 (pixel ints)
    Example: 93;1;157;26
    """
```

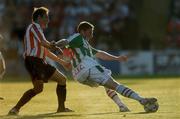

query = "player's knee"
56;72;67;85
33;86;43;94
57;76;66;85
104;78;118;90
50;70;67;85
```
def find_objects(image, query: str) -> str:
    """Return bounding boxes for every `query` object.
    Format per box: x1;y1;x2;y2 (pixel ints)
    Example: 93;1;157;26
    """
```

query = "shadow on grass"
1;110;162;119
130;111;158;114
1;112;80;119
1;111;126;119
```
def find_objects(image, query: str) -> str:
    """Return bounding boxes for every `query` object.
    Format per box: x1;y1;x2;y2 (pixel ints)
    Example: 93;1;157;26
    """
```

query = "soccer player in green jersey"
56;21;158;112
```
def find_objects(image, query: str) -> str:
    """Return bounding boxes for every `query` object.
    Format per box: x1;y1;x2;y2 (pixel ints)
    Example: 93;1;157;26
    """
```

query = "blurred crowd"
0;0;138;75
165;0;180;50
0;0;138;56
0;0;178;76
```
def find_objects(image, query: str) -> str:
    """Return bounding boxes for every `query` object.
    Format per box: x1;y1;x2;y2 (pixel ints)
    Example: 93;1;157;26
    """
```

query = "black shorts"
25;56;56;83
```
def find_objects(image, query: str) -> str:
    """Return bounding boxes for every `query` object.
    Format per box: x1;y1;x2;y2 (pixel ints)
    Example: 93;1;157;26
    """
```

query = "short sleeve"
91;46;98;55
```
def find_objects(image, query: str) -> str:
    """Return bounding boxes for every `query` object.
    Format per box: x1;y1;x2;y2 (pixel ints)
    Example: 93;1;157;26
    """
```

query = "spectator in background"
1;0;136;52
165;0;180;49
0;0;139;77
166;11;180;48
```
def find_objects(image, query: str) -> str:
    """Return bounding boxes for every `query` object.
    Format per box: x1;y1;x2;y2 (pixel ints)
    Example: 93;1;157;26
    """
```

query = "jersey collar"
32;22;43;32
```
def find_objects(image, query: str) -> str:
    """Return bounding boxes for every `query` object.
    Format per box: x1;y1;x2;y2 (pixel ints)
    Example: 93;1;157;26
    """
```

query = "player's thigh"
88;66;111;86
25;57;56;83
49;69;66;85
89;66;119;90
32;79;44;93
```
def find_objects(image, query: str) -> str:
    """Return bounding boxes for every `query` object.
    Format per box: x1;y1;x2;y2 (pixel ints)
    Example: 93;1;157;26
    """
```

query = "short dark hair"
77;21;94;32
32;7;49;22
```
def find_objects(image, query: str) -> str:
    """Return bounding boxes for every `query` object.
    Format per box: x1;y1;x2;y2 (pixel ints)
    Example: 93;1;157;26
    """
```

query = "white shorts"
76;65;112;87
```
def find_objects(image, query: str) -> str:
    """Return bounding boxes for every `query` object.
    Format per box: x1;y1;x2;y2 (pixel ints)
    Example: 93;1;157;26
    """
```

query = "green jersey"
66;33;100;79
67;33;98;67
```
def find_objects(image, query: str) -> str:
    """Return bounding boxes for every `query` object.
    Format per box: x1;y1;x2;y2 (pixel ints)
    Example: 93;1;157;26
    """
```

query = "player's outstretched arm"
95;50;128;62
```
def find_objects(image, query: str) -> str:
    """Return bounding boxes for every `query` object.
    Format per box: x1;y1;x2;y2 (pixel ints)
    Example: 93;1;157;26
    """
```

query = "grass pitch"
0;77;180;119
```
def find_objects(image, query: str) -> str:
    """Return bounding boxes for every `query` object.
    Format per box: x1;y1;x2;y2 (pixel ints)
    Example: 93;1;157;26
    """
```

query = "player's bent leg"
105;88;130;112
8;80;44;115
49;69;73;112
32;79;44;94
103;77;119;90
49;69;66;85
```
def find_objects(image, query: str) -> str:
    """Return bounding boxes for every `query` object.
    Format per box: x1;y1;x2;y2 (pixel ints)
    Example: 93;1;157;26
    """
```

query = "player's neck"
33;21;44;30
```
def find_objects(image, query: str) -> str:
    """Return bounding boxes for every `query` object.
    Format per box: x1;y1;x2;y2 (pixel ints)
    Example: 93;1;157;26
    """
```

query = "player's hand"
50;40;56;46
61;61;72;71
50;41;63;54
117;55;128;62
50;41;58;50
55;47;63;55
57;59;72;71
63;62;72;71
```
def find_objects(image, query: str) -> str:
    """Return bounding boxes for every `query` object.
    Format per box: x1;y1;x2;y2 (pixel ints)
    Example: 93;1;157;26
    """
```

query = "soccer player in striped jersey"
0;51;5;100
8;7;73;115
0;51;5;80
56;21;158;112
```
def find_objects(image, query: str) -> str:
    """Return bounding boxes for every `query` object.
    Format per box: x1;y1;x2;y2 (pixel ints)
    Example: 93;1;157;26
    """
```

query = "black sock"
56;84;66;111
14;89;37;110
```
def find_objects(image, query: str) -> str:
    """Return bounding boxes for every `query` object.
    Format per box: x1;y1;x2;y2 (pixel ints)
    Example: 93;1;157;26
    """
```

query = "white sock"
115;85;143;101
105;88;126;107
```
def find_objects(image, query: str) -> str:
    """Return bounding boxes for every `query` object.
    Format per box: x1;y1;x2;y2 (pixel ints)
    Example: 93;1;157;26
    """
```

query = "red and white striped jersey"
24;22;48;60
